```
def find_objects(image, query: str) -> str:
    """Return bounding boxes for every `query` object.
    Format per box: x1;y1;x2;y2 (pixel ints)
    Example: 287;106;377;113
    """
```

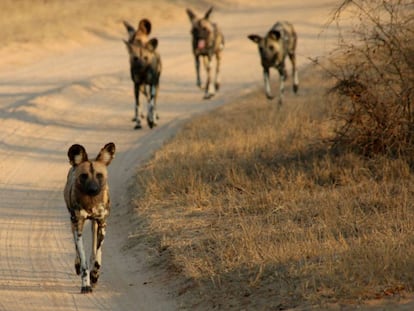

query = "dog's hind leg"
146;84;158;128
90;220;106;286
195;55;202;88
72;218;92;293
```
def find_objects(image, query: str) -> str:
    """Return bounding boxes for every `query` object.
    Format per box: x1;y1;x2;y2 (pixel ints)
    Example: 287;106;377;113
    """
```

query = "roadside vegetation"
131;1;414;309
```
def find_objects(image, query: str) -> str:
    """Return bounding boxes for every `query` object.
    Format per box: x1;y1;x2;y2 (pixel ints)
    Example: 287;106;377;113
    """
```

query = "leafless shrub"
323;0;414;156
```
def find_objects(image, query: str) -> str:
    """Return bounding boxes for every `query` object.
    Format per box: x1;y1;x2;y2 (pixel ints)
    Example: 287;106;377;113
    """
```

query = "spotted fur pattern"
64;143;115;293
123;19;161;129
248;21;299;105
186;7;225;99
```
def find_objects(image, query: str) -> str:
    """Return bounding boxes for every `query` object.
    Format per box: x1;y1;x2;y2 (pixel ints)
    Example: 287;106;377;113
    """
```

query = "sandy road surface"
0;2;340;310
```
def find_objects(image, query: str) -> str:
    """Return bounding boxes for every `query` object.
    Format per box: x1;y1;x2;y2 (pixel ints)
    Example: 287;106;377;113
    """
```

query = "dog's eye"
80;173;88;181
268;45;274;52
96;173;104;180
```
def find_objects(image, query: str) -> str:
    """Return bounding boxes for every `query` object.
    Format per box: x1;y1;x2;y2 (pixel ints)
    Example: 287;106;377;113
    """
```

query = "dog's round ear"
204;7;213;20
68;144;88;166
248;34;261;44
186;8;197;22
269;30;281;41
147;38;158;51
96;142;116;166
138;18;151;35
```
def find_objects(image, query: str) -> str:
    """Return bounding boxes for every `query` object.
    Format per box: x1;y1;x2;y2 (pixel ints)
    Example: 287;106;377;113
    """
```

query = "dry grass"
323;0;414;157
131;65;414;310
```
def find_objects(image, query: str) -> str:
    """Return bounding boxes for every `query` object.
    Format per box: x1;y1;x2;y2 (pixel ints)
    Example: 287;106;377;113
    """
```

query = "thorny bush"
322;0;414;157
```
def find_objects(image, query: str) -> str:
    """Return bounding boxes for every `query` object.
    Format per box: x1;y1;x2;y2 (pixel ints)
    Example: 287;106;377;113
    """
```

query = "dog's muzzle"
85;181;101;196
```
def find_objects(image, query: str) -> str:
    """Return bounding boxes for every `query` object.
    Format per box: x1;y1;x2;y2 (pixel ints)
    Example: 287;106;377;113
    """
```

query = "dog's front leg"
289;52;299;93
214;51;221;92
90;220;106;286
195;55;201;88
277;65;286;106
263;68;274;100
203;56;215;99
72;218;92;293
134;82;142;129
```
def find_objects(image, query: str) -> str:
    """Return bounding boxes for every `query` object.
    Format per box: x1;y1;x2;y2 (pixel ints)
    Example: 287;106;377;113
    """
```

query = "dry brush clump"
132;66;414;310
322;0;414;157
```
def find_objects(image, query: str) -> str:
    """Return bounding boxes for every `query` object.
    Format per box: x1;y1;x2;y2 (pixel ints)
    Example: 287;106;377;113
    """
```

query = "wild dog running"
186;7;225;99
64;142;116;293
123;19;162;129
248;21;299;105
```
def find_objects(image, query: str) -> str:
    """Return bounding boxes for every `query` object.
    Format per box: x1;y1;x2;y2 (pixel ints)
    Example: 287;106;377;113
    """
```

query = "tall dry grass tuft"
321;0;414;157
132;66;414;309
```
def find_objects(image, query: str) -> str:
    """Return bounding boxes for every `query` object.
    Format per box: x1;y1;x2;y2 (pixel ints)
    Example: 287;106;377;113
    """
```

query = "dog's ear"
96;142;116;166
248;34;262;44
146;38;158;51
186;8;197;22
269;30;281;41
204;7;213;20
123;20;136;40
138;18;151;35
68;144;88;167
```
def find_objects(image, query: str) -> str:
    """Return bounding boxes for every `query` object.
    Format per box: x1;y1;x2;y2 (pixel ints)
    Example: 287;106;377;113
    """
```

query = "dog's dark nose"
86;183;100;196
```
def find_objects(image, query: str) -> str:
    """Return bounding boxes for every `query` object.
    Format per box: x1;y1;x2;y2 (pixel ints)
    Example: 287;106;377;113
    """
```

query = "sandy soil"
0;1;375;310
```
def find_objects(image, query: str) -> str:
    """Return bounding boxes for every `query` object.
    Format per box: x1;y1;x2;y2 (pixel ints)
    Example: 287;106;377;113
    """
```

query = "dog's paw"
90;272;99;286
293;84;299;94
75;263;81;275
81;286;93;294
203;93;215;100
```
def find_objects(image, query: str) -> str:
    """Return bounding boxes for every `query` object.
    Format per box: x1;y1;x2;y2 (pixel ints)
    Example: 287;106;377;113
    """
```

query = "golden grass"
132;66;414;309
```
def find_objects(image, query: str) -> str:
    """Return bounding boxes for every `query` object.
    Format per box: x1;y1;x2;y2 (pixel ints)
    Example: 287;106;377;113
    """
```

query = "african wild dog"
186;7;224;99
64;142;116;293
248;21;299;105
123;19;162;129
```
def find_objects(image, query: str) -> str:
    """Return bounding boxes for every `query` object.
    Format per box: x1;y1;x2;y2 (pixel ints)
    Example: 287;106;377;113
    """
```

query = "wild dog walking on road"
64;143;116;293
248;21;299;105
186;7;224;99
123;19;162;129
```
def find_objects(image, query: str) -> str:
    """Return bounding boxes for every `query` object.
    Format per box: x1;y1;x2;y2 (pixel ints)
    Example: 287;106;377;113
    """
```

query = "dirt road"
0;2;340;310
